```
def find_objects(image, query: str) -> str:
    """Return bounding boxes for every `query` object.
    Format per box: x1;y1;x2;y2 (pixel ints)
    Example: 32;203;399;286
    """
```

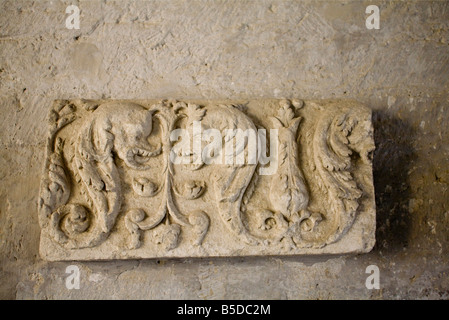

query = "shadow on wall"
372;109;417;253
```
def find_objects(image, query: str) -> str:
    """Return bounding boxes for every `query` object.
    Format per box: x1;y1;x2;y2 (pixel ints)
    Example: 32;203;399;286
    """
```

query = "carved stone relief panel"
38;99;375;260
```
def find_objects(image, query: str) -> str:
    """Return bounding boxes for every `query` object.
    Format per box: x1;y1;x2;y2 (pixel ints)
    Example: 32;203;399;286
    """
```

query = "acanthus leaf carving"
39;98;375;260
269;100;309;221
306;105;375;246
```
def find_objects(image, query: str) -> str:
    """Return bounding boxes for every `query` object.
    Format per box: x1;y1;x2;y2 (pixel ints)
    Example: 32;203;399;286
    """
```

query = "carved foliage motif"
38;99;375;258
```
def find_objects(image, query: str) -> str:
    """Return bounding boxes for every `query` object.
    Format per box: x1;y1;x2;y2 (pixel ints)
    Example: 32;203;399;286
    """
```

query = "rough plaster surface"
0;0;448;299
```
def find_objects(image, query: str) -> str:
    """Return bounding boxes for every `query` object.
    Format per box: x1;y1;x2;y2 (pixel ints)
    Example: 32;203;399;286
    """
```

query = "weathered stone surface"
39;99;375;260
2;0;449;300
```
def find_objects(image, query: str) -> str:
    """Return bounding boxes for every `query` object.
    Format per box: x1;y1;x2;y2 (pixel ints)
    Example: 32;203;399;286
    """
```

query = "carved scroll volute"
302;103;375;247
200;104;260;245
239;100;318;248
38;101;76;231
41;102;159;248
39;99;375;258
211;100;374;250
38;101;80;246
124;101;210;251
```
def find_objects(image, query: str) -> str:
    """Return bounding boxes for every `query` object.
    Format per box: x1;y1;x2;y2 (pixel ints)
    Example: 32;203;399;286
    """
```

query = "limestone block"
38;99;375;260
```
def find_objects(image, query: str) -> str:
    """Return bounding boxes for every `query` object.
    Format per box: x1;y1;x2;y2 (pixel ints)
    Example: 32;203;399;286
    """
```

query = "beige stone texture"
38;99;375;260
1;0;448;299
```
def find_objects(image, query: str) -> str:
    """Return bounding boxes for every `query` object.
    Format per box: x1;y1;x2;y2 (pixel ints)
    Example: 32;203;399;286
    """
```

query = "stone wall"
0;0;448;299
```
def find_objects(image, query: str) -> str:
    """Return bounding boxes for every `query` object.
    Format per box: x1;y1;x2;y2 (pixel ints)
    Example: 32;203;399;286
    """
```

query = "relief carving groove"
38;99;375;260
